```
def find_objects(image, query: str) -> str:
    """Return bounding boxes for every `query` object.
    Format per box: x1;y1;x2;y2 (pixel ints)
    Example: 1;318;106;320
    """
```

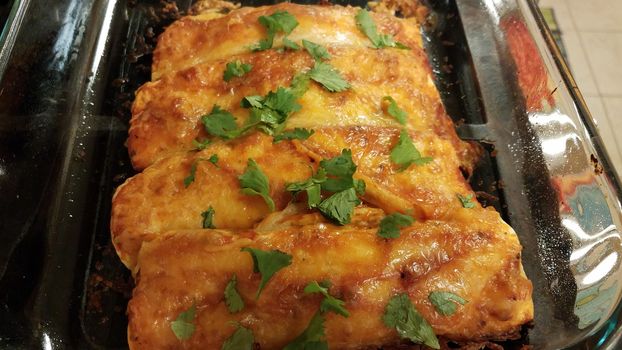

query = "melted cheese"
113;2;534;348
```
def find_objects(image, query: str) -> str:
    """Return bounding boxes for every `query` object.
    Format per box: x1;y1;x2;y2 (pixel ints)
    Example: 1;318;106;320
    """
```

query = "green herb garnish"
390;129;433;171
383;96;408;125
377;212;415;239
283;311;328;350
308;61;350;92
304;280;349;317
252;11;299;51
241;247;292;299
222;324;254;350
383;293;440;349
273;128;315;143
302;39;331;61
201;206;215;229
355;9;410;49
201;105;245;140
192;138;211;150
224;275;244;313
239;159;275;211
171;304;196;340
287;149;365;225
457;194;476;208
184;161;199;188
428;291;467;316
224;60;252;81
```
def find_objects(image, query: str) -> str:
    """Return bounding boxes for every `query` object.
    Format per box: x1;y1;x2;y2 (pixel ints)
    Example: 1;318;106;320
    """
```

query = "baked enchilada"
111;2;534;348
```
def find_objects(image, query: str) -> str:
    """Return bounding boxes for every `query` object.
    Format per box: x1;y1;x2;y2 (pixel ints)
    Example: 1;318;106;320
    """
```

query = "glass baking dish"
0;0;621;348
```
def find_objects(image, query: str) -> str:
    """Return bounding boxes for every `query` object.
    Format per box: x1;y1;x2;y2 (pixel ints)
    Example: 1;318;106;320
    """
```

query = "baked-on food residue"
111;2;533;349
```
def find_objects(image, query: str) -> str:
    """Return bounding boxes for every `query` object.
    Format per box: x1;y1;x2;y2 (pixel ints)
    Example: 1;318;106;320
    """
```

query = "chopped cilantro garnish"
241;247;292;299
390;129;433;171
224;275;244;313
283;311;328;350
222;324;254;350
302;39;331;61
253;11;299;51
201;206;215;229
170;304;196;340
283;37;301;50
428;291;467;316
192;138;211;150
308;61;350;92
287;150;365;224
286;167;327;208
317;187;361;225
383;293;440;349
273;128;315;143
289;73;311;98
242;86;302;136
201;105;244;140
457;194;476;208
239;159;275;211
377;212;415;239
184;161;199;188
208;153;219;166
319;149;360;193
224;60;252;82
304;280;349;317
355;9;410;50
383;96;408;125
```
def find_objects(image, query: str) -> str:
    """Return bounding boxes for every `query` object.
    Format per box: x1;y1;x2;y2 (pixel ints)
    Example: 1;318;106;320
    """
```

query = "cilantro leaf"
457;194;476;209
263;87;302;115
222;324;254;350
224;275;244;313
283;37;301;50
184;161;199;188
238;159;275;211
224;60;252;82
192;138;211;150
304;281;350;317
201;105;242;139
283;312;328;350
242;86;302;136
319;149;358;193
390;129;433;171
253;11;299;51
317;187;361;225
290;73;311;98
355;9;410;50
383;293;440;349
273;128;315;143
383;96;408;125
377;212;415;239
302;39;331;61
171;304;196;340
241;247;292;299
286;167;327;208
241;95;264;108
308;61;350;92
428;291;467;316
208;153;219;166
201;206;215;229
